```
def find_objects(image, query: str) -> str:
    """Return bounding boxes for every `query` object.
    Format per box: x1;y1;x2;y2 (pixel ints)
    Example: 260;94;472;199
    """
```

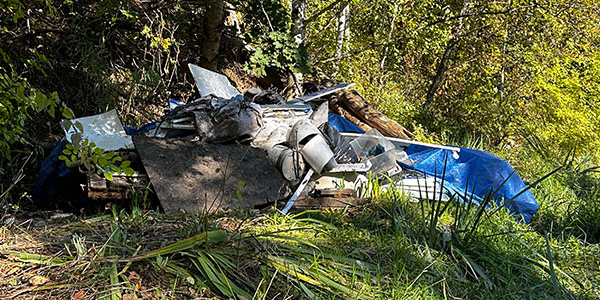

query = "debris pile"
34;64;541;223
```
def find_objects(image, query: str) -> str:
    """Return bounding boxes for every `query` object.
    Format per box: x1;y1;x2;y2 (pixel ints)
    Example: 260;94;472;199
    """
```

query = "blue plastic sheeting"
32;139;84;205
169;98;184;110
403;145;538;223
328;113;365;134
124;122;157;136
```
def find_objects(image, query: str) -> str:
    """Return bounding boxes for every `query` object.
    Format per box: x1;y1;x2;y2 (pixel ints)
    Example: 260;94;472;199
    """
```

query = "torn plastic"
252;107;312;149
318;122;359;164
246;88;285;105
366;148;407;176
349;128;395;160
160;95;261;144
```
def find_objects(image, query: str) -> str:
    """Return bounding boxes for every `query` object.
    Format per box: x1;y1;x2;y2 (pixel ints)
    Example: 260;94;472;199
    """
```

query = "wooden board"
133;136;286;213
293;196;359;209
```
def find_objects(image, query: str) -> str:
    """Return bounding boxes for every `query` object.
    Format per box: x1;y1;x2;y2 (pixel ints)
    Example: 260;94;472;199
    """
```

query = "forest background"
1;0;600;299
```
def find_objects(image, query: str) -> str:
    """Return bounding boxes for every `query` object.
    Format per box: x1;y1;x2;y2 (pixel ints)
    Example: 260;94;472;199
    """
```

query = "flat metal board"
133;136;286;213
188;63;241;99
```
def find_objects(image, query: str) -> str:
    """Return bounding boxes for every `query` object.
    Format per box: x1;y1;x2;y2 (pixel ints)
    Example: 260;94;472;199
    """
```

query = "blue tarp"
33;139;85;205
328;113;365;133
404;145;538;223
124;122;157;136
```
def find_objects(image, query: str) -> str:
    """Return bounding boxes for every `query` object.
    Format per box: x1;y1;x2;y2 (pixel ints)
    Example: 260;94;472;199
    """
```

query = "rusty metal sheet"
133;136;286;213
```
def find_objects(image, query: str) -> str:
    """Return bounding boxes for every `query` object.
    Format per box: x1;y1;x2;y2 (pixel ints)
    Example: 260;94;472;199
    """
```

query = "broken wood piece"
311;188;354;198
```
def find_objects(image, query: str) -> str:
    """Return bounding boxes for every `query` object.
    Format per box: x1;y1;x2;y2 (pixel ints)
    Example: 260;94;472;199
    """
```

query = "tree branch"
306;0;345;24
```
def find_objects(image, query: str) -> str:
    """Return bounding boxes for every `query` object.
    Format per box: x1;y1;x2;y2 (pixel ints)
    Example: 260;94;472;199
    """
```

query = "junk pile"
34;64;539;223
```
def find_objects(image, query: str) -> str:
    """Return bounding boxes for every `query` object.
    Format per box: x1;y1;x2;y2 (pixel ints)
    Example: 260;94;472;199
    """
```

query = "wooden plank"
293;196;358;209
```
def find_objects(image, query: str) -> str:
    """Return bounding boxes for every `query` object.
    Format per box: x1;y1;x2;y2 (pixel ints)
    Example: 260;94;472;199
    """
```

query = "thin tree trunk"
423;0;472;107
333;4;349;76
425;43;454;106
380;3;398;69
291;0;306;45
290;0;307;96
200;0;225;71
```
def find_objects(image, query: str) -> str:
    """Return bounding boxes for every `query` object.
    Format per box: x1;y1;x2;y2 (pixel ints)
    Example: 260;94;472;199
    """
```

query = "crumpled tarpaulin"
32;139;86;206
328;113;365;134
124;122;157;136
403;145;538;223
161;95;261;143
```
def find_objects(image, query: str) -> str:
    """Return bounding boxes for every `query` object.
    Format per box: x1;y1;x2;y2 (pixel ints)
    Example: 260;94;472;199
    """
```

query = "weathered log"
338;90;412;139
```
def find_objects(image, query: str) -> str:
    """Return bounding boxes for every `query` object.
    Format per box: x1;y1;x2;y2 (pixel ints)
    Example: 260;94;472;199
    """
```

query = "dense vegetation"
1;0;599;299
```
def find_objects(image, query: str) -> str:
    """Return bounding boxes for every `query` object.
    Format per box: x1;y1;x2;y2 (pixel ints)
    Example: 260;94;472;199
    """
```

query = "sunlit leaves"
58;136;134;181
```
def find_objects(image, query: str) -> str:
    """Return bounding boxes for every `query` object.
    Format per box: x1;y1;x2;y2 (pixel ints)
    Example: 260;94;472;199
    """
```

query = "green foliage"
0;0;25;22
244;31;311;76
235;0;291;38
0;66;65;159
57;123;134;181
306;0;600;158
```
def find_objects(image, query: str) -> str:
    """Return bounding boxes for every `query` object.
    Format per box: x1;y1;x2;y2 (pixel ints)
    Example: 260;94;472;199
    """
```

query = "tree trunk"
291;0;306;45
333;4;350;76
200;0;225;71
329;95;372;132
423;0;472;107
290;0;307;97
380;3;398;69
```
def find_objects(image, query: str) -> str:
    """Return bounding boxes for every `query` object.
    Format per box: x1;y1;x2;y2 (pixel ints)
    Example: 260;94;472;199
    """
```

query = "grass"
1;172;599;299
2;128;599;299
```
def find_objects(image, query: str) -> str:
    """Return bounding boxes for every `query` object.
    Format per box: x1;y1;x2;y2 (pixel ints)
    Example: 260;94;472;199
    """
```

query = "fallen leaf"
72;290;85;300
122;294;138;300
127;271;141;285
29;275;49;286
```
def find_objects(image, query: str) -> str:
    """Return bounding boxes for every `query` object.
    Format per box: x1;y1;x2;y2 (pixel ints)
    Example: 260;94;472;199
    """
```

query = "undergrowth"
2;173;599;299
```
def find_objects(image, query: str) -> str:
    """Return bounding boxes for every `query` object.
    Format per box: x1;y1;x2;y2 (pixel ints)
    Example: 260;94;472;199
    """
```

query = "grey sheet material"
133;136;286;213
288;83;356;103
160;95;261;144
251;104;312;150
188;63;241;99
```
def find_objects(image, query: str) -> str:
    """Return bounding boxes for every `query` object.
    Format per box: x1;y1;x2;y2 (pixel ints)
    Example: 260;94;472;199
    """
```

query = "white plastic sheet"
62;109;133;151
188;63;241;99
